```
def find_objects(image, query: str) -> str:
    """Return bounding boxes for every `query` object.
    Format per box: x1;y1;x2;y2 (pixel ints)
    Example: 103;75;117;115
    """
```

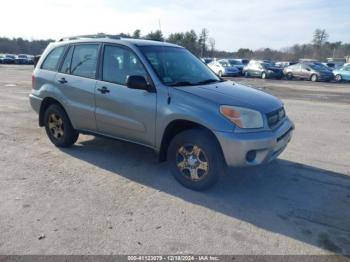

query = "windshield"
139;46;221;86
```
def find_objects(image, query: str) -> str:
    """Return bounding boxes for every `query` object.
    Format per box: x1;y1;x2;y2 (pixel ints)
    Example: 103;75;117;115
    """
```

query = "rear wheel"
218;71;223;77
335;74;342;82
287;72;293;80
244;71;250;78
167;128;224;191
311;74;318;82
261;72;267;79
44;104;79;147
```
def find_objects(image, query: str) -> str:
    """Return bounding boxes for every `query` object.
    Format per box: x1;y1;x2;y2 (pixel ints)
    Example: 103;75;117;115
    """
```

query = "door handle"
58;77;67;84
97;86;110;94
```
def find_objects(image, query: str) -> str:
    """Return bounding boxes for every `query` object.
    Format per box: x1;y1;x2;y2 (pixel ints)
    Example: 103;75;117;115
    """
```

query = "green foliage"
144;30;164;42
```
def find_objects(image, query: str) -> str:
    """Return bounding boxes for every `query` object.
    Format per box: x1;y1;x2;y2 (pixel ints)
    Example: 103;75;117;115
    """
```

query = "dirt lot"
0;65;350;255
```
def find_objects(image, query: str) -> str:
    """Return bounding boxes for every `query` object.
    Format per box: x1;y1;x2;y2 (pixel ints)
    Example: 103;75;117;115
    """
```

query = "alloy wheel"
176;144;209;181
48;113;64;139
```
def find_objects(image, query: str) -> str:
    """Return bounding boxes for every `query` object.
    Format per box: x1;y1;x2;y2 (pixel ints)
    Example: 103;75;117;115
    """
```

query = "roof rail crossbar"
58;34;121;42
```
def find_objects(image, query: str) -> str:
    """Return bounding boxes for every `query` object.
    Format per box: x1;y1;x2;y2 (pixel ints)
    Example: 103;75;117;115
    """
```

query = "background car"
243;60;283;79
227;59;244;75
275;61;297;68
284;63;334;82
208;60;240;77
15;54;31;64
2;54;16;64
201;57;214;64
333;64;350;82
233;58;249;65
0;54;4;64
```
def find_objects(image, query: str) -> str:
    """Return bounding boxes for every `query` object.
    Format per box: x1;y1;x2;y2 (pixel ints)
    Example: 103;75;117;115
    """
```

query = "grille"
266;107;285;128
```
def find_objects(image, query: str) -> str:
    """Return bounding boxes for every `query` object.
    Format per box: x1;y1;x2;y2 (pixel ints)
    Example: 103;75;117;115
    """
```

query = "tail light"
32;73;35;89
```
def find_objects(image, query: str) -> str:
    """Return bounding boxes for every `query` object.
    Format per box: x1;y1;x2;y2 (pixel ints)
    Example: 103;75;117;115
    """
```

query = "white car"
208;60;240;77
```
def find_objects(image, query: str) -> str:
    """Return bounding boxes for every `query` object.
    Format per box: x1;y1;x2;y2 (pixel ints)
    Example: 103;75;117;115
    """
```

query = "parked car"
243;60;283;79
1;54;16;64
309;62;333;72
15;54;31;64
201;57;214;64
333;64;350;82
29;35;294;190
233;58;250;65
284;63;334;82
275;61;297;68
208;60;240;77
227;59;244;74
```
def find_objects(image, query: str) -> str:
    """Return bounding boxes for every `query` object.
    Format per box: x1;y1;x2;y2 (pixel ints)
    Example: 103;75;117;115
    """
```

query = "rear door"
54;43;100;131
95;44;157;147
293;64;302;78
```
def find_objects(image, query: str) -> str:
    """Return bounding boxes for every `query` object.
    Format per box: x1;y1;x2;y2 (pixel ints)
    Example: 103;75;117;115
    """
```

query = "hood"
175;81;283;114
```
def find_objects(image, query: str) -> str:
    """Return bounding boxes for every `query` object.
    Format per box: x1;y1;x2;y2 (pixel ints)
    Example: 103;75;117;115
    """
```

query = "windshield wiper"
168;81;195;87
195;79;222;85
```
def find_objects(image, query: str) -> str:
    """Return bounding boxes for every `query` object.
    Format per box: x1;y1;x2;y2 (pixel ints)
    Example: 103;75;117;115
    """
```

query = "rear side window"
60;46;74;74
41;46;65;71
70;44;99;79
102;45;147;85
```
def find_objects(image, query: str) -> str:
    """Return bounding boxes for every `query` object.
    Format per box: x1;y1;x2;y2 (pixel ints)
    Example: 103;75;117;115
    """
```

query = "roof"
56;35;181;48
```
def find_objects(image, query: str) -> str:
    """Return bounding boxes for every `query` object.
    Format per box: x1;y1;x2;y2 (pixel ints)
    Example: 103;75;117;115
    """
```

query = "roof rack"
58;34;121;42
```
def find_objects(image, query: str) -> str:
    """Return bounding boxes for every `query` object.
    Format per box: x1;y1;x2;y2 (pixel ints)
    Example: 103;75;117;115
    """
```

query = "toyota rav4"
29;34;294;190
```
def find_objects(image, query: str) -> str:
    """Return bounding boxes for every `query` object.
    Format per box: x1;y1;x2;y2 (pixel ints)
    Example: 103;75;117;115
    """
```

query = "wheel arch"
158;119;223;163
39;97;68;127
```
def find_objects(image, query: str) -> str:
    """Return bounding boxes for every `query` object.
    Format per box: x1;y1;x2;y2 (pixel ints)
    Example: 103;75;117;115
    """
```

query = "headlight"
220;105;264;129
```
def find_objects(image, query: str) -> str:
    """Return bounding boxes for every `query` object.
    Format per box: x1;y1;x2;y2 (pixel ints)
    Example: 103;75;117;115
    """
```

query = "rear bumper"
29;94;42;114
214;117;294;167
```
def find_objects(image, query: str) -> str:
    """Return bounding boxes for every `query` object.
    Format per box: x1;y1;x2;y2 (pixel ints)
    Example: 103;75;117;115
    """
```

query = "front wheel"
335;74;342;82
44;104;79;147
167;128;224;191
311;74;318;82
261;72;267;79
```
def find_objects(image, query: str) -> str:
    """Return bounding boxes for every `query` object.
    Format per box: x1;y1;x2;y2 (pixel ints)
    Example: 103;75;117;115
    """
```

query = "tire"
287;72;293;80
335;74;342;82
167;128;224;191
311;74;318;82
244;71;249;78
218;71;223;77
44;104;79;147
261;72;267;79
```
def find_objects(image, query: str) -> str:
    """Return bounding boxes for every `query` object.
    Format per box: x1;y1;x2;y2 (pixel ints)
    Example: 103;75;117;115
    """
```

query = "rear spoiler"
33;55;41;67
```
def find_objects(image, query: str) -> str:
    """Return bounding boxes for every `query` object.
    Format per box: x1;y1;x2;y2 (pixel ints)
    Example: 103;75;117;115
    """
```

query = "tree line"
0;28;349;62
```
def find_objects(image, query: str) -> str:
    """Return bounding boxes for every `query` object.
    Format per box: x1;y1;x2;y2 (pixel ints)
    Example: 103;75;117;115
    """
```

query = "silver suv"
30;35;294;190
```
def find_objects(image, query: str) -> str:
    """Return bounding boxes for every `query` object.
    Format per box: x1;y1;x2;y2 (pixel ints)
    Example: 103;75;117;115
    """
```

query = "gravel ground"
0;65;349;255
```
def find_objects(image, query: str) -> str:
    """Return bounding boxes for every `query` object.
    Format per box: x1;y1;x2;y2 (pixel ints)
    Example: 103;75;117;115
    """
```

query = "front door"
95;45;157;147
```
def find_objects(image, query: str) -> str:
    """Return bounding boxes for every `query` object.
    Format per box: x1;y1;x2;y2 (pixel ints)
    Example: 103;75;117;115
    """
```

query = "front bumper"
214;117;294;167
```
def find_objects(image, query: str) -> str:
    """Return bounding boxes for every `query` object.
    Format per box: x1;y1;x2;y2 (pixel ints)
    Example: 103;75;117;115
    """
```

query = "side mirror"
126;75;151;91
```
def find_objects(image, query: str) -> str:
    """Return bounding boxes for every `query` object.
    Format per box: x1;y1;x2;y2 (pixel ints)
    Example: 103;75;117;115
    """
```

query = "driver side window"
102;45;147;85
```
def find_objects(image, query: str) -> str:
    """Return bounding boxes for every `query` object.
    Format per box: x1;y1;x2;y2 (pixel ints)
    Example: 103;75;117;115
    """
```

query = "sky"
1;0;349;51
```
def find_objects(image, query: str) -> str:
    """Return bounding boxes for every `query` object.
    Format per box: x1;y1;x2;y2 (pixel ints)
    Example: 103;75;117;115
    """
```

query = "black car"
243;60;283;79
15;54;31;64
2;54;16;64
